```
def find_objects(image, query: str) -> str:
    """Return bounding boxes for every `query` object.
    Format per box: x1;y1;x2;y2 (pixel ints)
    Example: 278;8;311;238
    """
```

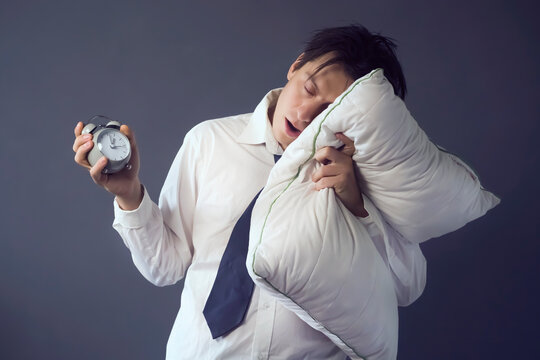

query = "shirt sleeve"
359;193;427;306
112;129;202;287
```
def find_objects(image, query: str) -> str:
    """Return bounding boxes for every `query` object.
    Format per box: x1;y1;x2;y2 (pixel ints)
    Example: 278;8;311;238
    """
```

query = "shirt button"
257;353;266;360
263;303;270;310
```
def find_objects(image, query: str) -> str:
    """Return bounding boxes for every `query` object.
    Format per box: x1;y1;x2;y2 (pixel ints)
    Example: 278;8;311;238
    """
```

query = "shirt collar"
237;88;283;155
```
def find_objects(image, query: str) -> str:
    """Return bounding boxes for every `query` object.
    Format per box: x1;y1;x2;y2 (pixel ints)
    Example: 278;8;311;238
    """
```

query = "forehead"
301;54;353;94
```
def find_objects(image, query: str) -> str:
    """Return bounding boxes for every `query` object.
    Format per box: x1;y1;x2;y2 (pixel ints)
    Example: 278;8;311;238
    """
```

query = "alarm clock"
81;115;132;174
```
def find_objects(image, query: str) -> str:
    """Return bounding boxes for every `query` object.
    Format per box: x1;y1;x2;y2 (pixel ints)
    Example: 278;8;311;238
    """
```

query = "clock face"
97;129;130;161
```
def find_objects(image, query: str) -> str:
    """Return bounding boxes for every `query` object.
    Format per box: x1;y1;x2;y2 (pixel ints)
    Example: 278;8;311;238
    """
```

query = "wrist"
353;206;369;218
116;181;143;211
353;192;368;217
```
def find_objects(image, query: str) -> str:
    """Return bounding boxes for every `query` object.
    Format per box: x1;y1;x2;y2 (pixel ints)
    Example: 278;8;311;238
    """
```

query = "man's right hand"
73;121;143;210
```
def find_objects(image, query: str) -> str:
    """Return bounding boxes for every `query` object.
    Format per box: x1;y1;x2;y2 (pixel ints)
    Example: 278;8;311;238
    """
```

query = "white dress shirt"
112;89;350;359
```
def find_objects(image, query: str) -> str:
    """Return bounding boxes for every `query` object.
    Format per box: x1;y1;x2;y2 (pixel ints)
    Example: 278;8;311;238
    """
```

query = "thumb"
335;133;355;157
89;156;109;185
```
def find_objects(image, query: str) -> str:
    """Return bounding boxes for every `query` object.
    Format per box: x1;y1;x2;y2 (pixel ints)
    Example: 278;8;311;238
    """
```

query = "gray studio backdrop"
1;1;538;359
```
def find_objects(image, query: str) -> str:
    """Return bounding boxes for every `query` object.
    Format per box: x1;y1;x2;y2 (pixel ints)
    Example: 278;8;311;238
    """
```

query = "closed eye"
304;85;314;96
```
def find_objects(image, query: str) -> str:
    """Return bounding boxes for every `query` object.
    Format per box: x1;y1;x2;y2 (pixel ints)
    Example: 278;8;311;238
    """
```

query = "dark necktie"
203;154;281;339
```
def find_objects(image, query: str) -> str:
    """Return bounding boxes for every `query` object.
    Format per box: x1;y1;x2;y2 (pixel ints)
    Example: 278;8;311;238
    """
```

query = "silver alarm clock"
82;115;132;174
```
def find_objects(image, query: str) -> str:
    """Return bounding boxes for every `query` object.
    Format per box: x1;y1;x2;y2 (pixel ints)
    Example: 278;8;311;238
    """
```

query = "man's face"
270;52;353;150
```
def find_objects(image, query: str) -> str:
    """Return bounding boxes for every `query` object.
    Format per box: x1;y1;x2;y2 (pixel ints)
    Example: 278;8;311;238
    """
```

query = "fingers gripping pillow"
247;69;500;359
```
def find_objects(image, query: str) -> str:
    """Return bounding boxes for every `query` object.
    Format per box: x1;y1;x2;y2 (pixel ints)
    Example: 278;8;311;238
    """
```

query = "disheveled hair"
295;24;407;99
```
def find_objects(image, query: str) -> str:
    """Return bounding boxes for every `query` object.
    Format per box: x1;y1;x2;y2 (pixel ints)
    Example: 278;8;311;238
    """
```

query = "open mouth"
285;118;301;138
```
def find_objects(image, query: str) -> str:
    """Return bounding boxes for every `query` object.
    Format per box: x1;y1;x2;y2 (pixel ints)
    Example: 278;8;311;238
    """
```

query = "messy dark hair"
295;24;407;99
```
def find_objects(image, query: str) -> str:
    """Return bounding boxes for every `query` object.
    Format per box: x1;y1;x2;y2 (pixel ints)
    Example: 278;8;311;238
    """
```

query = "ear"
287;53;305;81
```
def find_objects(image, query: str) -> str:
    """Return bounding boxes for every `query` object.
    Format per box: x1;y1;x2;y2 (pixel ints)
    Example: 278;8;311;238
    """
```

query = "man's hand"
311;133;369;217
72;121;143;210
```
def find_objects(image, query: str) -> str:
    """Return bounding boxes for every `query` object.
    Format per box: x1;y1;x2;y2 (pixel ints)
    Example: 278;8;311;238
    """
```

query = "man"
73;25;416;359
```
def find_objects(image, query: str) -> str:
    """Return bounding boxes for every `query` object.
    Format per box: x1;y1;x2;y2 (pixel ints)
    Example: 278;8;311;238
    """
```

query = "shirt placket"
251;289;276;360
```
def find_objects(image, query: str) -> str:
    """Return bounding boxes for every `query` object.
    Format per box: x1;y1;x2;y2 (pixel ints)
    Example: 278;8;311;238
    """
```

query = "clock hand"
109;144;126;149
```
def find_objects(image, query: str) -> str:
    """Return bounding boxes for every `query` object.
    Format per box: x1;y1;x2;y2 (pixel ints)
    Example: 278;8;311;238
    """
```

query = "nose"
297;100;324;126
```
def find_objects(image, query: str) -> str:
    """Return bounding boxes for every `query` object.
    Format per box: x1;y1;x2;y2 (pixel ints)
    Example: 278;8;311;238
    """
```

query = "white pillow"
248;183;399;360
312;68;500;243
248;68;499;359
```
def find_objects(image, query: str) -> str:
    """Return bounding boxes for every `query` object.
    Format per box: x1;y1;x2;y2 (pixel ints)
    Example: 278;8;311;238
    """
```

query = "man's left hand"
311;133;369;218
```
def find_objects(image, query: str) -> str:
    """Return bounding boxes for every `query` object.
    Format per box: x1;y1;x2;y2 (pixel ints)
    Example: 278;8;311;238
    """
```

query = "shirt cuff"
113;185;153;229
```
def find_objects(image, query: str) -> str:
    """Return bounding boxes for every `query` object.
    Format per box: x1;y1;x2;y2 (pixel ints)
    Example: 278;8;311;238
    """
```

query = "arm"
310;132;427;305
73;122;198;286
112;132;202;286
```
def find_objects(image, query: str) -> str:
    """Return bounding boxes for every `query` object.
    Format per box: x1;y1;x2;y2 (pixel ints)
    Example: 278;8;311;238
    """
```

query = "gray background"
1;0;538;359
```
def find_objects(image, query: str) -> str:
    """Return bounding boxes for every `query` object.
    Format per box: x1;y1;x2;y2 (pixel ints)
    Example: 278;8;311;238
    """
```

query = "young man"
73;25;418;359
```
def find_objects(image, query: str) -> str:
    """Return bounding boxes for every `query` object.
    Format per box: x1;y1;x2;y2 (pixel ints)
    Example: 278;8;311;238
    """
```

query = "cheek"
279;88;299;114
